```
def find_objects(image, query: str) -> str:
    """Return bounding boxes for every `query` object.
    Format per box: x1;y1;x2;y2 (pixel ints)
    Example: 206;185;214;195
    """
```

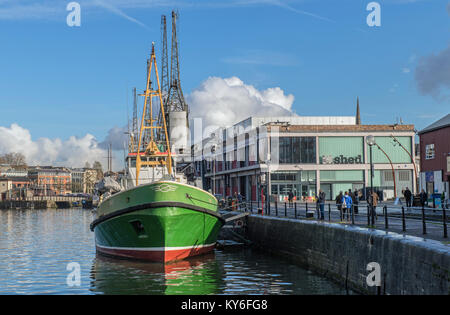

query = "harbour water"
0;209;350;295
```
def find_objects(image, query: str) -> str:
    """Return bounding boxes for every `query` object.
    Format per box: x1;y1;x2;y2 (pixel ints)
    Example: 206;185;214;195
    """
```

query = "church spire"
356;97;361;125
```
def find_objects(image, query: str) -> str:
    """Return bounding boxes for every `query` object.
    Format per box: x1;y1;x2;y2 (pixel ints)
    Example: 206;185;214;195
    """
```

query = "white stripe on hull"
96;242;216;252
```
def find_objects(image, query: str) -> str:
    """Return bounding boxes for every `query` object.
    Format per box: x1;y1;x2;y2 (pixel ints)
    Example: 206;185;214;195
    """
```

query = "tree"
0;152;27;168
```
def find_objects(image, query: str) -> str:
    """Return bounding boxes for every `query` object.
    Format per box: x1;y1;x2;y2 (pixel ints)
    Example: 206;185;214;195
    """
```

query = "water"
0;209;349;295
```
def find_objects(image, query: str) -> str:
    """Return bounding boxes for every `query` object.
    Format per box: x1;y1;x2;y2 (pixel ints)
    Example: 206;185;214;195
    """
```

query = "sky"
0;0;449;169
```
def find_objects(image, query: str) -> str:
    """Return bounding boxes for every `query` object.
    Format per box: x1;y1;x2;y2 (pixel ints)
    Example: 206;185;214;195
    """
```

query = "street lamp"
366;135;376;226
211;144;216;195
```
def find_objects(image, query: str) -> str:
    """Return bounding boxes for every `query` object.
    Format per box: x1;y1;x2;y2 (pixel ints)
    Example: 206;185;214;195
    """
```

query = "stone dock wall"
246;215;449;295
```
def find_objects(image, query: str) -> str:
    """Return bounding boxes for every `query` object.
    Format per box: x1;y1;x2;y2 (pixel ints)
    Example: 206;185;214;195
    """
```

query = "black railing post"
367;205;370;226
306;202;308;218
275;199;278;217
316;203;320;220
421;205;427;235
401;206;406;232
285;202;287;217
250;199;253;213
294;202;297;219
351;205;355;225
443;206;448;238
328;204;331;222
384;205;388;229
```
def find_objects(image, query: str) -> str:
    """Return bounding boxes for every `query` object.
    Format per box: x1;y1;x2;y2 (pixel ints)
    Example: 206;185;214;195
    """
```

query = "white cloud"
0;123;123;170
187;76;296;129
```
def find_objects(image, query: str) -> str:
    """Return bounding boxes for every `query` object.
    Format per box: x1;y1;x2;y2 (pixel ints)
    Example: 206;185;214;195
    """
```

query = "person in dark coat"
317;189;326;220
419;189;428;207
288;191;294;207
403;187;412;208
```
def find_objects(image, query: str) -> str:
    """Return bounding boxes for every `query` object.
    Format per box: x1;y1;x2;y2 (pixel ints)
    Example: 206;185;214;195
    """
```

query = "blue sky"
0;0;449;144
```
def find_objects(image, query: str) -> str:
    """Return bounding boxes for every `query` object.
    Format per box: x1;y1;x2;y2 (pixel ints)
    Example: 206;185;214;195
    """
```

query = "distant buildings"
28;167;72;196
0;165;100;199
418;114;450;200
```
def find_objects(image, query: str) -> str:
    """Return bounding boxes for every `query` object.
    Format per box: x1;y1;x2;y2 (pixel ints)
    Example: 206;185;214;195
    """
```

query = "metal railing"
222;199;448;239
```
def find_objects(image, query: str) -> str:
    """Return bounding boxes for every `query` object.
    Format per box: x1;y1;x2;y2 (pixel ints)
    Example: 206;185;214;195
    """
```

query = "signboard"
320;155;363;165
425;171;434;183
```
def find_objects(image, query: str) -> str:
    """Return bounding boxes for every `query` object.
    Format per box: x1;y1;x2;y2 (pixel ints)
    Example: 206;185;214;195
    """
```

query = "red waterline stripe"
96;243;216;263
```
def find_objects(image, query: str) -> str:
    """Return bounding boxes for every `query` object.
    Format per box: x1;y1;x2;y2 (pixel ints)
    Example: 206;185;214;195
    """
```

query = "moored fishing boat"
90;44;224;263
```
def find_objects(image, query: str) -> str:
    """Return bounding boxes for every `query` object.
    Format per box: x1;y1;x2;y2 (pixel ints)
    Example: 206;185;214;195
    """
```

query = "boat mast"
135;43;173;186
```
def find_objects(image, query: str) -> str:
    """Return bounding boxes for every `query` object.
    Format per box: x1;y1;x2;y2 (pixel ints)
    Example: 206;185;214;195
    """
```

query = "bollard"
285;202;287;217
275;199;278;217
421;205;427;235
306;202;308;218
294;202;297;219
443;206;448;238
250;199;253;213
316;203;320;220
384;206;388;229
328;204;331;222
401;206;406;232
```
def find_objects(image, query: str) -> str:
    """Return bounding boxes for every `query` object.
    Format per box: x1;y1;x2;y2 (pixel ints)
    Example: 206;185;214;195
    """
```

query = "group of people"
334;189;379;222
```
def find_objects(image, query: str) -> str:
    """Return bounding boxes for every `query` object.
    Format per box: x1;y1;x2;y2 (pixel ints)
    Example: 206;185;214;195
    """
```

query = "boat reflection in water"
90;252;224;295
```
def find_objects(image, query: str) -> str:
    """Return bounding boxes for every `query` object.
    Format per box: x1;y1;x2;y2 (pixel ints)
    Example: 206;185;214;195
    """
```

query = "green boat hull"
91;181;224;262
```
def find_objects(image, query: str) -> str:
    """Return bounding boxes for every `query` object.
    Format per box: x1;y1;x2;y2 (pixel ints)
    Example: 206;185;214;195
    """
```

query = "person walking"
403;187;412;208
288;191;294;207
419;189;428;208
369;190;379;222
343;191;353;222
317;189;326;220
237;192;243;210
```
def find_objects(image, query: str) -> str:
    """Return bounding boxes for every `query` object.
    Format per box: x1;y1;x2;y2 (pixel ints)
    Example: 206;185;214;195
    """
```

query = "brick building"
28;167;72;196
418;114;450;200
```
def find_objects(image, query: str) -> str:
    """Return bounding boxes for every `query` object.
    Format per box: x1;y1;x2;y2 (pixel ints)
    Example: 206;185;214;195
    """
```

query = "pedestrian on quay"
336;191;343;219
369;190;379;222
288;191;294;207
341;191;347;218
317;189;326;220
419;189;428;208
349;189;359;215
237;192;243;210
343;191;353;222
403;187;412;208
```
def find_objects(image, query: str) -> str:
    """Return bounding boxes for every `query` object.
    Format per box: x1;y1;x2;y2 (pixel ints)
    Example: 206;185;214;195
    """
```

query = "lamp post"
211;145;216;195
391;135;418;194
374;143;397;199
366;135;376;226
